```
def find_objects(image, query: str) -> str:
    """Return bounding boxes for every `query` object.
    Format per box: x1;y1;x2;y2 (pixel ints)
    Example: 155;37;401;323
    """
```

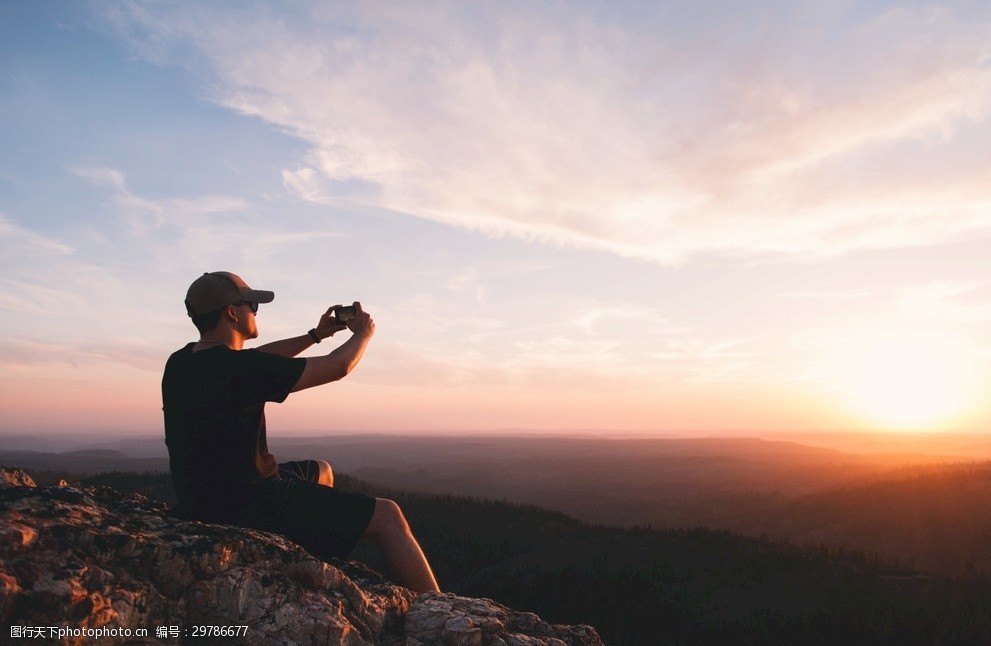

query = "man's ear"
223;304;239;324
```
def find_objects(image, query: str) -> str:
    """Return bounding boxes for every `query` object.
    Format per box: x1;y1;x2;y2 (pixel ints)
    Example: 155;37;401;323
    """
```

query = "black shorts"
242;460;377;560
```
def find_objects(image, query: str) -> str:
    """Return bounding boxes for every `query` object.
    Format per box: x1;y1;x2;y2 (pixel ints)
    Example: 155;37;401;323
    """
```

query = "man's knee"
365;498;410;539
316;459;333;486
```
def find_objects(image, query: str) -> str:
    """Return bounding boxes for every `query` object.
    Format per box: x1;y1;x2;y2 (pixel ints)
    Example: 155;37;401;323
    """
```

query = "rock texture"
0;466;604;645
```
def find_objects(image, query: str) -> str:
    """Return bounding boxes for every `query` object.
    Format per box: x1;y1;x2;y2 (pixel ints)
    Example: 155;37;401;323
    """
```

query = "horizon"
3;3;991;441
3;427;991;462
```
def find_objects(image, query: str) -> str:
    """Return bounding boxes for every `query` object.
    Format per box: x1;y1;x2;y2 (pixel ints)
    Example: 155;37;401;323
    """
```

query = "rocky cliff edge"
0;466;604;645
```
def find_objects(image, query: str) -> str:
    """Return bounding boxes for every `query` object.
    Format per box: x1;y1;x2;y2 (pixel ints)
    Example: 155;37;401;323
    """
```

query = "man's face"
235;302;259;339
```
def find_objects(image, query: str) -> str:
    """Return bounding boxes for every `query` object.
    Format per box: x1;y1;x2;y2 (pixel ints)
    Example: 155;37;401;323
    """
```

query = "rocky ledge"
0;466;603;645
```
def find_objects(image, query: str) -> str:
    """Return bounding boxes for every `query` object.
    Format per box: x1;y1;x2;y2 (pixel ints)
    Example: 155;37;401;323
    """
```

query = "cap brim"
243;289;275;304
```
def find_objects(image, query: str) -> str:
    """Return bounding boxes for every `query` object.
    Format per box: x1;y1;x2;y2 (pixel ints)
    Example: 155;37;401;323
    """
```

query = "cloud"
74;166;249;226
898;280;991;323
71;166;344;273
0;337;162;372
780;288;875;301
0;163;347;373
103;2;991;264
0;213;73;257
281;167;324;203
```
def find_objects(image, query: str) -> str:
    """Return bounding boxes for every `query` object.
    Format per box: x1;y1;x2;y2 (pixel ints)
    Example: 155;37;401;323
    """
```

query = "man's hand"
345;301;375;338
314;305;347;340
291;302;376;392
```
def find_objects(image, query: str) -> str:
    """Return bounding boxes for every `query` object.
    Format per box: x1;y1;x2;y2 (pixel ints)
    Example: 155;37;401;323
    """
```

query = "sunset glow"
840;337;975;430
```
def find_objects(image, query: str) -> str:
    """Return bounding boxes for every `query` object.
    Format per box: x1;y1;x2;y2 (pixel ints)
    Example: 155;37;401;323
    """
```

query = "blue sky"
2;1;991;437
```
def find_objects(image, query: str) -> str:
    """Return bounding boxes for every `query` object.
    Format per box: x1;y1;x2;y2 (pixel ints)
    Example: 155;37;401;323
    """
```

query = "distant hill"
0;449;168;475
8;435;991;576
271;435;979;534
750;462;991;574
328;438;991;576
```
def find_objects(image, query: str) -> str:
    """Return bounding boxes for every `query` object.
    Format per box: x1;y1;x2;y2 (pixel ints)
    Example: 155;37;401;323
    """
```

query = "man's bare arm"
291;304;375;391
255;333;318;358
256;306;345;358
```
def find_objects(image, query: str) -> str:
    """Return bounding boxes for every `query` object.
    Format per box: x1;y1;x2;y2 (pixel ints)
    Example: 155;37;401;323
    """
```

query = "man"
162;271;439;593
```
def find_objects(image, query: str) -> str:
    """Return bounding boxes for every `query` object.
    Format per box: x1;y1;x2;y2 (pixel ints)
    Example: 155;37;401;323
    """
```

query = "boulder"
0;466;604;645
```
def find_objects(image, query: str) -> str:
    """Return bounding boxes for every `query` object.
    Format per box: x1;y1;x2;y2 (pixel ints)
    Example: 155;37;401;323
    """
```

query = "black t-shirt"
161;343;306;517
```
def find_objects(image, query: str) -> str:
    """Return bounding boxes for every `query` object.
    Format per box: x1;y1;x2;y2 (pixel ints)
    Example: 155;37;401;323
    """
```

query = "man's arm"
256;333;321;358
291;303;375;392
256;306;345;358
255;333;317;358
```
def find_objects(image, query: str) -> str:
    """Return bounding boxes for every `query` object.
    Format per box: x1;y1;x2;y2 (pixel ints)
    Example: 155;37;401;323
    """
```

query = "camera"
335;305;357;325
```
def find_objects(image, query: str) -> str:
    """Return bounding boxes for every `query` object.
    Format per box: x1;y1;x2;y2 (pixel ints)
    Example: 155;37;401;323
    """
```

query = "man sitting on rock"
162;271;439;593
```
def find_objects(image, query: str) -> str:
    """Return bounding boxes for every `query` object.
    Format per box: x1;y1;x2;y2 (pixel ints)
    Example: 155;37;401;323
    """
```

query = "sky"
2;1;991;438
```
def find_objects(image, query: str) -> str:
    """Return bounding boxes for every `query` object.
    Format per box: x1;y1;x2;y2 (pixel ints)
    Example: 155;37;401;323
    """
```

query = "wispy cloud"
103;1;991;264
780;288;875;301
74;166;249;226
0;213;73;257
898;280;991;323
0;337;162;372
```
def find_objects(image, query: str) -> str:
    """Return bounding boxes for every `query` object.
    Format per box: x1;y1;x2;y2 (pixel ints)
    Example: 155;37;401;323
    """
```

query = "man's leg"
363;498;440;593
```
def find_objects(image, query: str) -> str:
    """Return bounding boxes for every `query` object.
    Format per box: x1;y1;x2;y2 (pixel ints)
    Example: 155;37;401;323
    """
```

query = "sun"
840;336;973;430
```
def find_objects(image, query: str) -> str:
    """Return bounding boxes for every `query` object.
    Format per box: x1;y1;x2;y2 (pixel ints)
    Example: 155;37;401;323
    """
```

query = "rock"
0;466;35;489
406;593;603;646
0;467;604;645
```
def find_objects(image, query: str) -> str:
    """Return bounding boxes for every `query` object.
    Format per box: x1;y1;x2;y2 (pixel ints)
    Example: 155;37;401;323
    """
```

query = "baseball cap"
184;271;275;317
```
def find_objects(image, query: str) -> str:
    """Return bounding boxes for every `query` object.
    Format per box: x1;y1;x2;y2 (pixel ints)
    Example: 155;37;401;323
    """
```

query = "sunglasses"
235;301;259;314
